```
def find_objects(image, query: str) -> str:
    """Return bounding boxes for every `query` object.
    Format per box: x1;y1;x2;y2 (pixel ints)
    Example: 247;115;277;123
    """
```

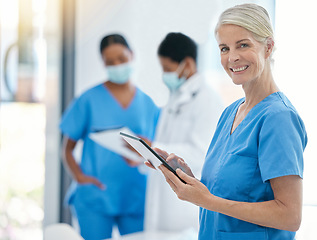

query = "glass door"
0;0;61;238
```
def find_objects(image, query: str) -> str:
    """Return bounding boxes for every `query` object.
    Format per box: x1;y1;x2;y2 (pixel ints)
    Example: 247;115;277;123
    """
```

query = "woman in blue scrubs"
60;34;160;240
151;4;307;240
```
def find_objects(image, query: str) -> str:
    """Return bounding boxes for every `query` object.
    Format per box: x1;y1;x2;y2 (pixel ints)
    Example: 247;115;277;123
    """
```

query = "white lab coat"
145;73;224;232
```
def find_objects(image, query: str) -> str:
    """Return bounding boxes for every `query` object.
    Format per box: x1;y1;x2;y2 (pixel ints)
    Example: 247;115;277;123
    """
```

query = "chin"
226;72;245;85
231;77;246;86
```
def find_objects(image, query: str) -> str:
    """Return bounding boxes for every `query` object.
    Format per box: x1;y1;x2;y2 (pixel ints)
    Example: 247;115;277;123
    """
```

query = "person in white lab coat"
145;33;224;232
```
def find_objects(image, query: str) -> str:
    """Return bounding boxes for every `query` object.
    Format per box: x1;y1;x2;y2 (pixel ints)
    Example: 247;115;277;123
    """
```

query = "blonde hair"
215;4;274;48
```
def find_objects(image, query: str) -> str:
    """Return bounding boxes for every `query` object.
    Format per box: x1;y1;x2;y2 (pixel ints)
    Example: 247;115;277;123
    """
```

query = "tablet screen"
120;132;186;183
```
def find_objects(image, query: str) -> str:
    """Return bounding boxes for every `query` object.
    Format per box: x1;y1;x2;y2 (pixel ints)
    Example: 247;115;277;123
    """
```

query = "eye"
240;43;249;48
220;47;229;53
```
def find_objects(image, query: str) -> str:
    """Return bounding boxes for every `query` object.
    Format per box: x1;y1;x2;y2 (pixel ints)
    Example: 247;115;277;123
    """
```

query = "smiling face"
216;24;272;86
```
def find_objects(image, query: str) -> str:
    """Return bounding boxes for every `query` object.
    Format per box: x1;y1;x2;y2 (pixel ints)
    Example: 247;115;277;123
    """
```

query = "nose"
228;50;239;63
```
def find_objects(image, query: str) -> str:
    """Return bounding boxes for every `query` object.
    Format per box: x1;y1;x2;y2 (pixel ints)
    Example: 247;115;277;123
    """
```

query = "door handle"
3;42;18;100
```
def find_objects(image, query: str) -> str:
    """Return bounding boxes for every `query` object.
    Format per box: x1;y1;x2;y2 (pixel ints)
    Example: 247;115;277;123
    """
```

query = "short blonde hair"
215;4;274;46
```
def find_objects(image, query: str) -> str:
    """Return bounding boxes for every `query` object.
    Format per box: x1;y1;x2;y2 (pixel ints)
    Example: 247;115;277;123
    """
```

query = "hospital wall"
74;0;271;106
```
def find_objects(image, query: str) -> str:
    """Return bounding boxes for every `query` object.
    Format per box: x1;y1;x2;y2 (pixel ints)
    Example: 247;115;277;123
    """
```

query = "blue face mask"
162;72;186;91
106;63;133;84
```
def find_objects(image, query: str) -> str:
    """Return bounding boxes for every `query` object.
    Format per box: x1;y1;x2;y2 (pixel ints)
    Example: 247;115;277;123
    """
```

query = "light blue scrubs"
60;83;160;239
199;92;307;240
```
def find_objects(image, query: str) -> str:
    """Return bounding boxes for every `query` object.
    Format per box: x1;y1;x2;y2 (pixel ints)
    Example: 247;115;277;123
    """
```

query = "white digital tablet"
120;132;186;183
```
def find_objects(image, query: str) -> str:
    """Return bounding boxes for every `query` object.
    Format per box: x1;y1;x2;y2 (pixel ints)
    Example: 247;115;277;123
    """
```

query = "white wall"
75;0;274;107
275;0;317;206
75;0;225;106
273;2;317;238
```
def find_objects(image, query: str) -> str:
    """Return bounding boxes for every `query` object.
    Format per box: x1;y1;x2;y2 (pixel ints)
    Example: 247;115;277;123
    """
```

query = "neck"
104;80;134;91
242;64;279;109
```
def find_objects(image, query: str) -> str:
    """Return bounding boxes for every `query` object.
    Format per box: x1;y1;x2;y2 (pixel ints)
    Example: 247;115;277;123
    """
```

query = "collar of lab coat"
169;73;203;106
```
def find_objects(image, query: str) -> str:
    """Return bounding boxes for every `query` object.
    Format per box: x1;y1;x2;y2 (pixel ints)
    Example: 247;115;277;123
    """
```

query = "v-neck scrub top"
60;83;160;216
199;92;307;240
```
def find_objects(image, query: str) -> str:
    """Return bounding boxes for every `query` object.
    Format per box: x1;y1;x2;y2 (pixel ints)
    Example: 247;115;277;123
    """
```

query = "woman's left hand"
159;165;213;207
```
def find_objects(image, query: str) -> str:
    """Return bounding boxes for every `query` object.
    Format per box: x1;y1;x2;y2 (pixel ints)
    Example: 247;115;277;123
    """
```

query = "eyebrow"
236;39;251;44
219;39;251;47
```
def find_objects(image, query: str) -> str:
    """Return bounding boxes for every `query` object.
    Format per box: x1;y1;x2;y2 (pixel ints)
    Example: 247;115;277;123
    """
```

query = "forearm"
61;136;105;189
201;193;301;231
160;152;302;233
62;150;83;180
62;137;83;180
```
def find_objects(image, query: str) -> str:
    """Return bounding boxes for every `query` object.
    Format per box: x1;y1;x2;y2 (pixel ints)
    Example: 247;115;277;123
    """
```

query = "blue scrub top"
199;92;307;240
60;83;160;216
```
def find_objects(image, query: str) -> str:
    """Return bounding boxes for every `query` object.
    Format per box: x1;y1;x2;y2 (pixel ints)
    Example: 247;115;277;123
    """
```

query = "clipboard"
120;132;186;184
89;127;144;162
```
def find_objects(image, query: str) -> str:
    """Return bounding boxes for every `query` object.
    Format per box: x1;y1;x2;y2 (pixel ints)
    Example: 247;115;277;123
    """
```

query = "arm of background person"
62;136;105;189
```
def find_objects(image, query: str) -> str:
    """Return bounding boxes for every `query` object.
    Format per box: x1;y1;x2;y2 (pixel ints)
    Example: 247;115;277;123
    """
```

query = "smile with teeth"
230;66;249;72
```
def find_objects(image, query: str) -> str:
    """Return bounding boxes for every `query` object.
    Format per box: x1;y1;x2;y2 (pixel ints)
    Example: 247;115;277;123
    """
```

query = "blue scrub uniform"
199;92;307;240
60;84;160;240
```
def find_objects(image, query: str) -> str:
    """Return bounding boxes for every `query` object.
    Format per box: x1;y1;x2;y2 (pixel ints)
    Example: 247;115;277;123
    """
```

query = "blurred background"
0;0;316;239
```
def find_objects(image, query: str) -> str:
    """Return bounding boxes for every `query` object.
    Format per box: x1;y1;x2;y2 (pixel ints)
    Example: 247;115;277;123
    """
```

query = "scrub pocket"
74;184;104;207
212;153;259;201
218;231;267;240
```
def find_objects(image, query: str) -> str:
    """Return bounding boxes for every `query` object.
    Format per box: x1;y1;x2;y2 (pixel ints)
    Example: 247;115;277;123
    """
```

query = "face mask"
162;60;188;91
106;62;133;84
162;72;186;91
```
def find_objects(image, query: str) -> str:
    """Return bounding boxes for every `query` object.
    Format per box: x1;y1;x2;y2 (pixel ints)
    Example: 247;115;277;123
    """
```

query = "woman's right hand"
165;152;195;178
75;173;106;190
145;147;195;178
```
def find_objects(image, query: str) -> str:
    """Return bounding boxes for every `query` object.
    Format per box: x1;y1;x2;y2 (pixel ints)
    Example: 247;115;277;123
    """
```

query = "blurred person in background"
60;34;160;240
145;32;224;232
